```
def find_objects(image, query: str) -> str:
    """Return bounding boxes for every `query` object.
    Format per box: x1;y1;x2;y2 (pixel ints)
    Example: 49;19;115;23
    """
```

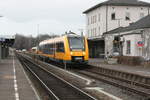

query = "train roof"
39;33;84;46
39;36;65;46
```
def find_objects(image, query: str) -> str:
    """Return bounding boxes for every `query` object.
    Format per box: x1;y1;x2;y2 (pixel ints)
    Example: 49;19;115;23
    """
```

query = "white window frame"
140;13;144;19
111;12;116;20
125;12;130;21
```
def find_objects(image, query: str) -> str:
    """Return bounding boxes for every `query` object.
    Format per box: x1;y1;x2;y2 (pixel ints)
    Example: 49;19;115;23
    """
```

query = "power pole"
79;29;84;36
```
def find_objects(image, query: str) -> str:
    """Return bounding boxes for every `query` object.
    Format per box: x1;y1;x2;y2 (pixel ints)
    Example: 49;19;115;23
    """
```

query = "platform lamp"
37;24;40;44
0;15;3;61
0;15;3;37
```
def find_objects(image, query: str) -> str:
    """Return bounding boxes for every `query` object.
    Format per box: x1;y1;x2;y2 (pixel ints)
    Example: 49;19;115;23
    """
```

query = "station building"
104;14;150;60
83;0;150;58
0;36;15;60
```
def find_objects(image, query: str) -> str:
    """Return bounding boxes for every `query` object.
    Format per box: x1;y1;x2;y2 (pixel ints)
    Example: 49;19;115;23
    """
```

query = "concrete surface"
89;58;150;77
0;56;38;100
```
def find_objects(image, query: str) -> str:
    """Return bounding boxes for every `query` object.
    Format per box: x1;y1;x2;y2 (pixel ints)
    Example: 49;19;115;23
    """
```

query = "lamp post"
78;28;84;36
37;24;40;46
0;15;4;60
0;15;4;38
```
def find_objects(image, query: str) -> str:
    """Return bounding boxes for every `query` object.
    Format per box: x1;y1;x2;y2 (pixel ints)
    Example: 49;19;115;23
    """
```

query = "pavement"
0;55;38;100
89;58;150;77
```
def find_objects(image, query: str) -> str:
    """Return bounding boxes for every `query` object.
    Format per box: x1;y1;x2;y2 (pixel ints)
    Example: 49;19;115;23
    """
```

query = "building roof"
83;0;150;14
104;27;124;34
104;15;150;34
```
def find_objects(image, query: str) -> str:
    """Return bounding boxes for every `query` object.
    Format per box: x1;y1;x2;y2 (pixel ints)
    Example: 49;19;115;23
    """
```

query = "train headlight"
83;52;85;56
70;52;73;55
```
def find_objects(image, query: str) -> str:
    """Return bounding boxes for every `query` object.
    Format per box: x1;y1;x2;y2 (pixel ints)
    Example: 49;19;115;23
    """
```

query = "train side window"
47;44;51;54
60;42;64;52
56;43;58;52
56;42;64;52
48;44;53;54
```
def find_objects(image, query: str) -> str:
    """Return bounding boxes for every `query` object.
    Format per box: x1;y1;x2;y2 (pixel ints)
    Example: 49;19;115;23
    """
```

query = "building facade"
83;0;150;58
104;15;150;60
142;28;150;60
104;30;143;57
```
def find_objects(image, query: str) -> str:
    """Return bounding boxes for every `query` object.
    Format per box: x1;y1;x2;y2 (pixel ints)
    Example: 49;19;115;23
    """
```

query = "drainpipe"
0;43;1;60
105;4;108;58
148;7;150;15
106;4;108;34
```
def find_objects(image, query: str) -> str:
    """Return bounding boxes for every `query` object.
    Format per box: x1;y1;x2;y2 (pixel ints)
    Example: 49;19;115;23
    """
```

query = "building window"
98;13;101;22
125;12;130;21
93;28;95;36
99;27;100;35
92;28;95;37
111;13;116;20
140;13;144;19
91;16;92;24
95;15;97;23
88;17;90;25
93;16;95;23
126;40;131;54
91;29;93;37
95;28;97;36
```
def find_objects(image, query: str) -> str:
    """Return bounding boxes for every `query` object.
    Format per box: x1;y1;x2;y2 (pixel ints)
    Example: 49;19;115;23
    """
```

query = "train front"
66;35;89;64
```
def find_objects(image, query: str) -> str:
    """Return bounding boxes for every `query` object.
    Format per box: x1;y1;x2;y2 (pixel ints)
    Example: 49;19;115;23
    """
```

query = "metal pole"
64;60;67;70
79;29;84;36
0;43;1;60
118;19;121;56
37;24;40;45
105;4;108;59
0;16;4;60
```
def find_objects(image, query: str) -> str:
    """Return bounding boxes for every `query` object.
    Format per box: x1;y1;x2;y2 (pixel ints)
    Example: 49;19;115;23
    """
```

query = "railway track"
19;53;150;99
69;65;150;98
17;54;97;100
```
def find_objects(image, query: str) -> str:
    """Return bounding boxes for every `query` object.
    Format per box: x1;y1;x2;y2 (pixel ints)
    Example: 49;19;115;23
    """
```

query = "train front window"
68;37;85;51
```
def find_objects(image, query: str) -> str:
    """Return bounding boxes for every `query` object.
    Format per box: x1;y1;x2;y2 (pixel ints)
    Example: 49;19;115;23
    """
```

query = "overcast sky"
0;0;149;37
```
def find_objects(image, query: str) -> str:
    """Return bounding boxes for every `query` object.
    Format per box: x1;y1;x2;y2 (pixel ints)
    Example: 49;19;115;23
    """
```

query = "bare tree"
13;33;59;50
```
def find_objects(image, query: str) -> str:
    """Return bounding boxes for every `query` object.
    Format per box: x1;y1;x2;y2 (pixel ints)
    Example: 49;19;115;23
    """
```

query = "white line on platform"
85;87;123;100
13;54;20;100
19;59;41;100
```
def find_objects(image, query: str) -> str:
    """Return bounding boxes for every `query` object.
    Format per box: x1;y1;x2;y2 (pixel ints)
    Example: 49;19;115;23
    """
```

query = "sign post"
137;41;144;47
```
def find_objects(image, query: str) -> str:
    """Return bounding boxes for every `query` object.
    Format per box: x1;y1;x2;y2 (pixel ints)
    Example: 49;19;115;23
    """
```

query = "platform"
0;55;38;100
89;58;150;77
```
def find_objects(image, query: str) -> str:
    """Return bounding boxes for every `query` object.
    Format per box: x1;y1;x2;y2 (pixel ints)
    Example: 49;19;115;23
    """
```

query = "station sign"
137;41;144;47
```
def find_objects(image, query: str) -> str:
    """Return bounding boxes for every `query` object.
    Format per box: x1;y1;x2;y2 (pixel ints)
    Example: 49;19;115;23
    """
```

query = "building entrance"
88;39;105;58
